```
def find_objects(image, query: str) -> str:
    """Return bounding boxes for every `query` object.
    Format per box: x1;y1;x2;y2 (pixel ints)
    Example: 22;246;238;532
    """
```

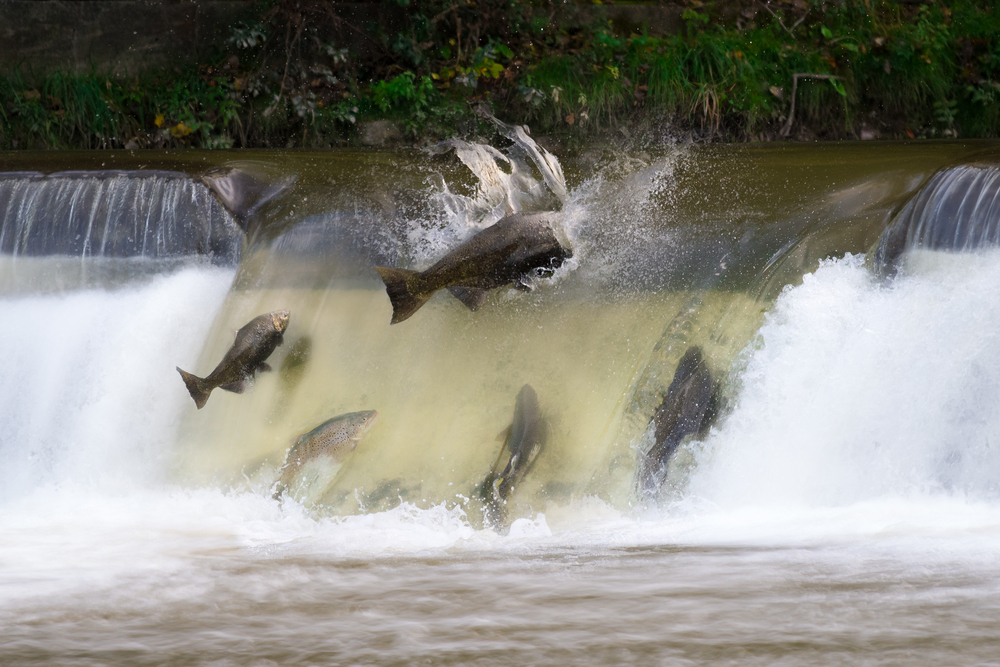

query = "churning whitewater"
0;264;235;501
4;250;1000;601
6;214;1000;551
687;251;1000;512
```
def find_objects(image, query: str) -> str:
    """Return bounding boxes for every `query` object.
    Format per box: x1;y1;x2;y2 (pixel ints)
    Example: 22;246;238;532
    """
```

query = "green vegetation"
2;0;1000;149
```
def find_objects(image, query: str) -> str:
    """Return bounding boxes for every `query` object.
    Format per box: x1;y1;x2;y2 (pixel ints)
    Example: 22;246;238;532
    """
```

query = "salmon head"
270;309;291;333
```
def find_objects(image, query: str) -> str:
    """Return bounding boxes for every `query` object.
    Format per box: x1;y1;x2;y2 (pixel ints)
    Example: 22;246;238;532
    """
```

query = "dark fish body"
177;310;290;409
279;335;312;379
202;169;295;232
273;410;379;499
376;212;572;324
639;346;715;495
480;384;548;527
270;335;313;419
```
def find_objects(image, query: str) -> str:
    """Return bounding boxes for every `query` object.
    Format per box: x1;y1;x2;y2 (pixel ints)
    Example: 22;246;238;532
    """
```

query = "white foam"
411;135;570;266
688;250;1000;509
0;265;234;499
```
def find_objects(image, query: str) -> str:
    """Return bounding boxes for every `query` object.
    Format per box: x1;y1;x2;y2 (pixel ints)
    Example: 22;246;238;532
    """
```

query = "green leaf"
821;26;833;39
829;78;847;97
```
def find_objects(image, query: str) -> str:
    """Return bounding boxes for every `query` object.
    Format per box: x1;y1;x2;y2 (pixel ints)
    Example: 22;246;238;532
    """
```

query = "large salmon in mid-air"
375;212;572;324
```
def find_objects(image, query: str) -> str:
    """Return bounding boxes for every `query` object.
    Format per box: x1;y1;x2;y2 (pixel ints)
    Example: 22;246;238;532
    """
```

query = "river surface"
3;141;1000;665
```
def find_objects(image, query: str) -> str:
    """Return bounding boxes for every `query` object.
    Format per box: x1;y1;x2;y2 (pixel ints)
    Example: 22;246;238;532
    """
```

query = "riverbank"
2;0;998;150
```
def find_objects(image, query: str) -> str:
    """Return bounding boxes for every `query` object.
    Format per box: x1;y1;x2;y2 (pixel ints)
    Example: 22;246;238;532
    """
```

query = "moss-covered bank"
2;0;999;150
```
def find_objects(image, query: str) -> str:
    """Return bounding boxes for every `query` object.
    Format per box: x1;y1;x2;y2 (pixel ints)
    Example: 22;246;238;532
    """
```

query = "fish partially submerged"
269;335;313;419
272;410;379;500
375;212;572;324
479;384;548;527
201;168;296;232
177;310;290;409
637;346;717;496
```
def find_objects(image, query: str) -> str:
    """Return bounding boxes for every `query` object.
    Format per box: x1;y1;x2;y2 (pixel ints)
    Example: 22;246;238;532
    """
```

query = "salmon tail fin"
447;286;489;312
176;367;211;410
375;266;430;324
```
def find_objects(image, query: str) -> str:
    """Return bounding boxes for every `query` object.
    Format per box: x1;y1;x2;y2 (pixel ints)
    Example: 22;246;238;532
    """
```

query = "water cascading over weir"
5;141;1000;526
0;170;241;261
874;163;1000;276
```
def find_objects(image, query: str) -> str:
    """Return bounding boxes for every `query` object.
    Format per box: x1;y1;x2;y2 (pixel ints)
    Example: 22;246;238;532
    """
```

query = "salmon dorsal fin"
448;286;489;312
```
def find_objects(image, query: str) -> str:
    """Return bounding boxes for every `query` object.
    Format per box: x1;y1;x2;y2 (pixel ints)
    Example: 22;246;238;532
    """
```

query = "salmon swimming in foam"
637;346;718;497
479;384;548;528
176;310;290;409
375;212;572;324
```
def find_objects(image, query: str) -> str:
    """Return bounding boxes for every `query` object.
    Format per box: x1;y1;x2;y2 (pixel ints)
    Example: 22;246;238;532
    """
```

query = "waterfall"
0;265;234;502
875;164;1000;275
2;142;1000;521
0;170;242;262
6;144;1000;666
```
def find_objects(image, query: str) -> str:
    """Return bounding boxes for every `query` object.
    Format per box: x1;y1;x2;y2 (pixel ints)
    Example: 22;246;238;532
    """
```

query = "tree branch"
780;73;842;138
758;1;808;38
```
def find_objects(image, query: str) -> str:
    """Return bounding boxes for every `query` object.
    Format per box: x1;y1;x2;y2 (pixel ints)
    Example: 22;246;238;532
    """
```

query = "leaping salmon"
177;310;290;409
272;410;379;500
637;346;717;496
375;212;572;324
